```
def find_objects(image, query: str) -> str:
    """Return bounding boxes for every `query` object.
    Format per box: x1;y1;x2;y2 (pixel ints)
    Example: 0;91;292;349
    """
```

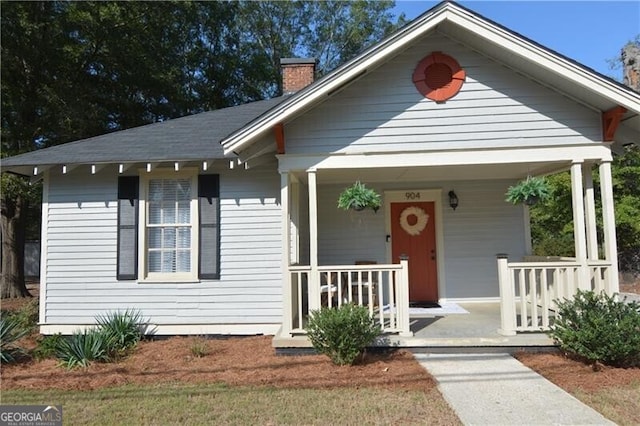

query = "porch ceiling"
306;160;570;184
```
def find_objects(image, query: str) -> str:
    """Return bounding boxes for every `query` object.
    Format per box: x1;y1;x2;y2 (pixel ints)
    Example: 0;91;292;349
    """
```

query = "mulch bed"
516;351;640;393
1;336;435;392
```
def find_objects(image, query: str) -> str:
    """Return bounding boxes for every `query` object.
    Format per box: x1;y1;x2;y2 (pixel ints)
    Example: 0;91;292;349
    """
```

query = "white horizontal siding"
316;179;525;300
441;180;525;299
42;166;282;330
317;184;387;265
286;33;600;154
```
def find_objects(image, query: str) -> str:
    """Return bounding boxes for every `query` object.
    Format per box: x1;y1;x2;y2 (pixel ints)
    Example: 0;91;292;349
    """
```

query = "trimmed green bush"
55;329;110;368
0;314;29;363
306;303;381;366
548;290;640;367
96;309;143;357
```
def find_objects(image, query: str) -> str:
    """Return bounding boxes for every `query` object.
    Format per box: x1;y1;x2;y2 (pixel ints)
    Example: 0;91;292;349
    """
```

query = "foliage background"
530;132;640;274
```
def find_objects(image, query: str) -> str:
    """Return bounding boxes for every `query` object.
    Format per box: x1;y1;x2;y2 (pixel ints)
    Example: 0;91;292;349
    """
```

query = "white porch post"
599;160;620;294
570;161;590;290
583;164;599;260
280;172;293;336
397;258;413;337
497;254;516;336
307;169;320;310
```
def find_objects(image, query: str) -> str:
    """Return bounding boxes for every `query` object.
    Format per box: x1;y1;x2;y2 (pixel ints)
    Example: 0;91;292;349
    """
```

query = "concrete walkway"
413;353;614;425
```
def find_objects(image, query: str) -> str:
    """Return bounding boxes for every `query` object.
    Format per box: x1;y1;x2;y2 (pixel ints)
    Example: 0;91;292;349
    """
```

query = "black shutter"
117;176;139;280
198;174;220;279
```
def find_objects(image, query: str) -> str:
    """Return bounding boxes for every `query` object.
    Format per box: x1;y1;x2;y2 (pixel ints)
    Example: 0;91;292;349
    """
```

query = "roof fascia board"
221;7;451;155
446;9;640;113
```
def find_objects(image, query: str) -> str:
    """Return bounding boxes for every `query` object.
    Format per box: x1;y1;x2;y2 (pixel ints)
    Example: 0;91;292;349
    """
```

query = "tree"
236;0;404;96
1;1;405;298
610;145;640;273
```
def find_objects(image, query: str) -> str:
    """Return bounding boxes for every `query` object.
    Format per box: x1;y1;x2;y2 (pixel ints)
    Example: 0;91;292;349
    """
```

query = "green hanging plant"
505;176;551;206
337;181;382;212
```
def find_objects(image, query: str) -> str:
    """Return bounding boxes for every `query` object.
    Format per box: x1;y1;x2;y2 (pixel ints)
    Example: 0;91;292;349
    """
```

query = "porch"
274;255;611;349
276;146;620;347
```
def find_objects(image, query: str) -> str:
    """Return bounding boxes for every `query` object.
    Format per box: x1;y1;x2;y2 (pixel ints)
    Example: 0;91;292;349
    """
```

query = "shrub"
305;303;381;366
9;298;39;332
0;314;29;363
96;309;143;357
55;329;110;368
548;290;640;368
33;333;65;360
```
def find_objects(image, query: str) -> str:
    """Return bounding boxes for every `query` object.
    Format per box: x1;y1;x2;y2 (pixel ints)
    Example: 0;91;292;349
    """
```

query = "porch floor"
273;303;555;351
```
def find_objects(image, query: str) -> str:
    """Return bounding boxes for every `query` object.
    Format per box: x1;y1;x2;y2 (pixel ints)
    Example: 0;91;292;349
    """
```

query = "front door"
391;201;438;302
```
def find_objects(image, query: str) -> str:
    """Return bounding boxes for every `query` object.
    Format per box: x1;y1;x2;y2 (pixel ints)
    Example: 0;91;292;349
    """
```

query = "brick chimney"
281;58;316;94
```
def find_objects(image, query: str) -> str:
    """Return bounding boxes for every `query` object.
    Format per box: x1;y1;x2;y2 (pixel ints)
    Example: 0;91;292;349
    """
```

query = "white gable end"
223;2;639;157
285;32;601;155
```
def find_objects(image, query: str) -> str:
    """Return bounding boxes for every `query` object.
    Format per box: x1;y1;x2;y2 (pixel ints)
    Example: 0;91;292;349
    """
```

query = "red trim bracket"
413;51;466;102
274;123;285;154
602;106;627;142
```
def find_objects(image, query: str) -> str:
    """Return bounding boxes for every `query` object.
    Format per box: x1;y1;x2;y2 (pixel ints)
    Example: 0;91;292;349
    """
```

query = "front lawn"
2;383;457;425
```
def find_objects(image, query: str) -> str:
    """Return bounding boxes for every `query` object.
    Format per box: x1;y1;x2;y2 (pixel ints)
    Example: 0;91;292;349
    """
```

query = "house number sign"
405;191;421;200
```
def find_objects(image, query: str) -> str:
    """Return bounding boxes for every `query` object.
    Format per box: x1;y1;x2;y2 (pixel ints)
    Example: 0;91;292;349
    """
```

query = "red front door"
391;201;438;302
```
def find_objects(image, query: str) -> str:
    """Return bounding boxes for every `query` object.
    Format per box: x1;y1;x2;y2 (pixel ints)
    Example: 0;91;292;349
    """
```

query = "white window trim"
138;168;199;282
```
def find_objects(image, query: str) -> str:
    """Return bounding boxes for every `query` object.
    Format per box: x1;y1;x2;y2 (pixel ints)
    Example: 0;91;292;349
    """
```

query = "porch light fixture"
448;190;459;210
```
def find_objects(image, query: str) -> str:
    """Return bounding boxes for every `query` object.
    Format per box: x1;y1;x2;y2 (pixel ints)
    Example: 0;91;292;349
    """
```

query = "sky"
392;1;640;80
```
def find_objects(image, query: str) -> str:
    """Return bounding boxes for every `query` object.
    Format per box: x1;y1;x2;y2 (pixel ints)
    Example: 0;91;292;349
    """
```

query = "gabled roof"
221;1;640;157
2;96;289;172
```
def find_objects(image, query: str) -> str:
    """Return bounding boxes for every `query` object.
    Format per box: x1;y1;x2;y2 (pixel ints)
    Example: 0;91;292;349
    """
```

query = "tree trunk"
1;194;31;299
622;43;640;91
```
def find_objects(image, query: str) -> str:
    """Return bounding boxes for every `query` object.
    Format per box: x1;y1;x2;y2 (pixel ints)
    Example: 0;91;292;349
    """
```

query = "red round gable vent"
413;52;465;102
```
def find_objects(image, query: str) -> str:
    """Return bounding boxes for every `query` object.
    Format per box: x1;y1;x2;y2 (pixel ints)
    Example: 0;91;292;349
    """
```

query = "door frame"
384;189;446;302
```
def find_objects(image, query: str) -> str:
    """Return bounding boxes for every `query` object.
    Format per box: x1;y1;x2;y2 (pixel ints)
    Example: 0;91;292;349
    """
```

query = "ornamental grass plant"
55;309;145;368
0;315;29;363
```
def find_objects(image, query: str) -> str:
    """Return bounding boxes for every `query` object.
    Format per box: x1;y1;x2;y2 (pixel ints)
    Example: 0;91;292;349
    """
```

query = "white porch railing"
287;260;412;337
497;255;612;335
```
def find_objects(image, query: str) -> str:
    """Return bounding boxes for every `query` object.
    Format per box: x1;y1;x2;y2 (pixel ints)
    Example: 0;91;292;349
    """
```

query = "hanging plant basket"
505;176;551;206
337;181;382;212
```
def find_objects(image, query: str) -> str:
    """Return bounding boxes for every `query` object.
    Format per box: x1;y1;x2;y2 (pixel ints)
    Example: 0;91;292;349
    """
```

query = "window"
116;171;220;282
147;178;194;274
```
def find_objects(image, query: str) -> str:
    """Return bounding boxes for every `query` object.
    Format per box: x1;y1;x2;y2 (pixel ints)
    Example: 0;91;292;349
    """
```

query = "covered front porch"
275;144;620;347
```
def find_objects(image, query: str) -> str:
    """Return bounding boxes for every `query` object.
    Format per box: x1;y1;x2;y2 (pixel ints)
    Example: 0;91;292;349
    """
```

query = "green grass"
572;381;640;426
1;382;460;425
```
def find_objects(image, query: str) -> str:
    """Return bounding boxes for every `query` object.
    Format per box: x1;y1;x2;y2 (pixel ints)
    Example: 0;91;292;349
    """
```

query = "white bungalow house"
3;2;640;345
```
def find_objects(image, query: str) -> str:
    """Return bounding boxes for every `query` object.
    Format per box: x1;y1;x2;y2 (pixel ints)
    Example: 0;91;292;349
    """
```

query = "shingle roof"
2;96;289;168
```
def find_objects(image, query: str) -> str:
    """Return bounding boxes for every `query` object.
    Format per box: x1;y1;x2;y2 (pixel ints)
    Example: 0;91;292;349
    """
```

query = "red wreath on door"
413;52;465;102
